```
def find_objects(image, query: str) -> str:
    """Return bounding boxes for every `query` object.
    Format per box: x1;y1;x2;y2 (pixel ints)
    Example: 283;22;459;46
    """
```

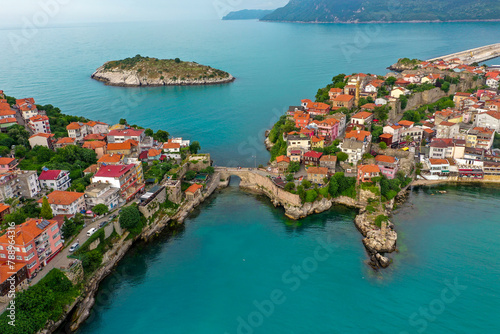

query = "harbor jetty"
427;42;500;64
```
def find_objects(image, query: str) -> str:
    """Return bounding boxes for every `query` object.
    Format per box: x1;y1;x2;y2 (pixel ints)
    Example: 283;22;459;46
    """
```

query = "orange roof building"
98;153;124;165
38;191;86;215
345;130;371;142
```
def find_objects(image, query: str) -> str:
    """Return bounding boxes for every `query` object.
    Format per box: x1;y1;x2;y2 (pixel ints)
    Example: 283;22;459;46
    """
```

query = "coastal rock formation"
355;213;397;269
91;55;235;87
284;198;332;220
92;68;235;87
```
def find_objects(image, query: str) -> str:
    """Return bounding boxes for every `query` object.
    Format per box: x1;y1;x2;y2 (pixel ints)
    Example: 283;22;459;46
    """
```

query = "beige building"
85;182;120;211
307;167;328;184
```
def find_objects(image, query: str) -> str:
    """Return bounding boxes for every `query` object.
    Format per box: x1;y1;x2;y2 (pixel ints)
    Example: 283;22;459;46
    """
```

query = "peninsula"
260;0;500;23
91;55;235;87
222;9;274;20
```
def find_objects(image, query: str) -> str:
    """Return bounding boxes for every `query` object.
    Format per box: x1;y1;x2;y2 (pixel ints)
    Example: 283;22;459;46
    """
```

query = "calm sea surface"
1;20;499;333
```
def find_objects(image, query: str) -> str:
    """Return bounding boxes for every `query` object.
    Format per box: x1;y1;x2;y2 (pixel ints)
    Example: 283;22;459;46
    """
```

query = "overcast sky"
0;0;288;28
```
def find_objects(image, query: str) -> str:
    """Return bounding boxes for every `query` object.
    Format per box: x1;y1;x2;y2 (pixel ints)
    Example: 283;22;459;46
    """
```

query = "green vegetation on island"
92;55;234;86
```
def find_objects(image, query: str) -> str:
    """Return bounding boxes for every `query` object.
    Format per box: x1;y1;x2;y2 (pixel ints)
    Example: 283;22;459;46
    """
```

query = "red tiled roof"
148;149;162;157
83;133;106;141
108;129;144;137
38;191;84;206
185;183;203;194
29;115;48;122
94;164;133;178
0;261;26;284
29;133;54;139
333;94;355;102
320;155;337;162
429;159;449;165
307;166;328;175
39;170;64;180
83;140;106;150
98;154;123;163
0;203;11;214
56;137;75;144
107;142;132;151
0;109;16;116
375;155;396;163
358;164;381;174
0;157;16;165
398;120;414;127
163;142;181;149
304;151;323;159
66;122;85;130
276;155;290;163
0;117;17;124
345;130;371;141
352;111;373;119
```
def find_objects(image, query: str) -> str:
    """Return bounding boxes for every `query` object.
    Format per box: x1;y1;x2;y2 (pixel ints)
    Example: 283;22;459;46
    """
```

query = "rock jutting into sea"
91;54;235;87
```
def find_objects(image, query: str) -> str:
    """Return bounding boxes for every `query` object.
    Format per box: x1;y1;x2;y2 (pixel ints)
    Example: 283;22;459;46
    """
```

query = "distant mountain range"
258;0;500;23
222;9;275;20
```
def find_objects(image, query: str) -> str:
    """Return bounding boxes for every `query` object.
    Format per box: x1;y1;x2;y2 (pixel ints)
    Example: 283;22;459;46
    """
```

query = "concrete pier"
427;43;500;64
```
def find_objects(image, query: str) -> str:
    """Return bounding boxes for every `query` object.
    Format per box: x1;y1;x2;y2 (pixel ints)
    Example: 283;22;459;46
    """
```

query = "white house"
38;170;71;191
39;190;86;215
390;87;410;98
170;137;190;148
475;110;500;132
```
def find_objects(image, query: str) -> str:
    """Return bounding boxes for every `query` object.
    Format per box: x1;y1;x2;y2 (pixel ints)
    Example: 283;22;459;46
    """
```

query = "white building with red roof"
15;98;39;120
475;110;500;132
38;170;71;191
28;115;51;134
107;128;145;144
39;190;86;215
92;164;145;201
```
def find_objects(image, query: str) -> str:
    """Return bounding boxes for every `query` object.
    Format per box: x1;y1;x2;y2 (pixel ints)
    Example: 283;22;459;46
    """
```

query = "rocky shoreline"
41;175;222;333
91;67;235;87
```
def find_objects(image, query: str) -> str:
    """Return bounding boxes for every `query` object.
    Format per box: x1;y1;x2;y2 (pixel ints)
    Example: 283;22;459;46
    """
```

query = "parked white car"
86;227;97;237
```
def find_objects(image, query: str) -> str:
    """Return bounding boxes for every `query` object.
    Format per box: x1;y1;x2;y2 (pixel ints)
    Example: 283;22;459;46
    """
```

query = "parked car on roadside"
86;227;97;237
69;242;79;252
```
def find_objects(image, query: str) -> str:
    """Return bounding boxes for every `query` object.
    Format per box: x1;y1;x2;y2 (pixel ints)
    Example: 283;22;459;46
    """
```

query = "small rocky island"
91;55;235;87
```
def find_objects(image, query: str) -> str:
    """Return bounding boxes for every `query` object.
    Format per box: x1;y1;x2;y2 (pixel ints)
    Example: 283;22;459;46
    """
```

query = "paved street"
28;213;113;286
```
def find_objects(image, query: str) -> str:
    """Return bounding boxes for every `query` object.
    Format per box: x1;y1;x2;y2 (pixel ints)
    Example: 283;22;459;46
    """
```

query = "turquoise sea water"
1;20;500;166
1;20;500;333
74;182;500;334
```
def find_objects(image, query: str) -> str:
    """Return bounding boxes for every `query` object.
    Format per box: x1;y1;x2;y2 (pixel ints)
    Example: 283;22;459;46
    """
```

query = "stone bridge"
427;43;500;64
215;167;302;207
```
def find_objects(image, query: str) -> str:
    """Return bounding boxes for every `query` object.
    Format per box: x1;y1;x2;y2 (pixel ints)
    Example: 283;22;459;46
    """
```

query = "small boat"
439;190;447;194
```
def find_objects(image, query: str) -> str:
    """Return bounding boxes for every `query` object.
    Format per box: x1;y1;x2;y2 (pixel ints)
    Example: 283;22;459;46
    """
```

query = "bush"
284;182;295;192
374;215;389;228
0;269;78;334
305;189;318;203
318;187;329;198
185;170;197;181
301;179;312;188
379;142;387;150
81;249;103;273
287;161;300;173
286;173;294;182
336;152;348;162
366;205;375;213
92;203;109;215
119;206;141;230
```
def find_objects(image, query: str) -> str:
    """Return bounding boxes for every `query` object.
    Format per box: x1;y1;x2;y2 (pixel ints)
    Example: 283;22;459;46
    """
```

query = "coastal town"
0;90;220;332
1;54;500;333
265;58;500;194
